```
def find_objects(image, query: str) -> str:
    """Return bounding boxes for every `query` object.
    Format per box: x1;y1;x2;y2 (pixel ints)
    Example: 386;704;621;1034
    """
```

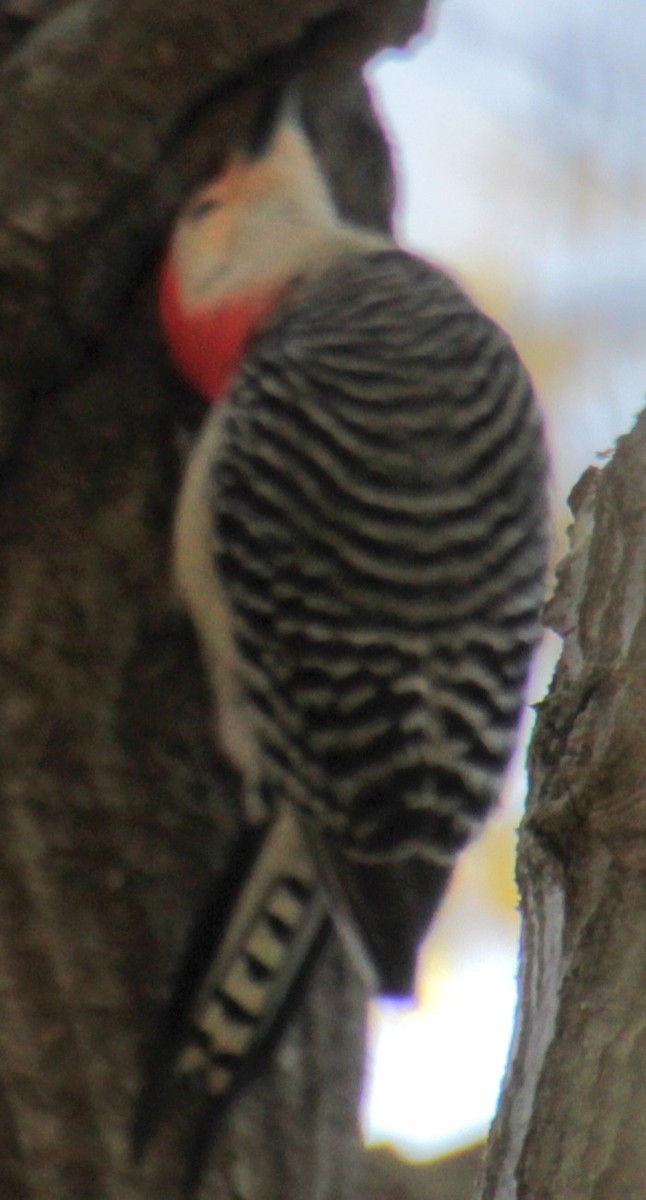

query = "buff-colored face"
171;127;338;312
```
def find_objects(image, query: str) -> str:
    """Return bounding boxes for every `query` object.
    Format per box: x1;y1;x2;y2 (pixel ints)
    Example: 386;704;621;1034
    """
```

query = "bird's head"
159;122;339;401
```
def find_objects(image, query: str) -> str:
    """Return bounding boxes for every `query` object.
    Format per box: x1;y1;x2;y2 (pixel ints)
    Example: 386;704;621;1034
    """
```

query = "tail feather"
305;824;453;997
181;915;330;1196
133;806;330;1186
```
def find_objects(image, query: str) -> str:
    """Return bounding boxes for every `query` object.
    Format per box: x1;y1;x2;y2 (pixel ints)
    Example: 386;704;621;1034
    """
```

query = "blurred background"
362;0;646;1163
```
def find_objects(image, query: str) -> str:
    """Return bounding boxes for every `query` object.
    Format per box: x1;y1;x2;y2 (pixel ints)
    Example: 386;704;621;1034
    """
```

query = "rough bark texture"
0;2;433;1198
481;412;646;1199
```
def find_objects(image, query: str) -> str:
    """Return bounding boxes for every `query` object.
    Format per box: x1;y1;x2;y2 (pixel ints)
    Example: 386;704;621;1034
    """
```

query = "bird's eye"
186;196;221;222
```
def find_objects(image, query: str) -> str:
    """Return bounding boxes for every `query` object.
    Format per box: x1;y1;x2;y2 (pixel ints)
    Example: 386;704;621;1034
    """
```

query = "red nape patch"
159;256;285;404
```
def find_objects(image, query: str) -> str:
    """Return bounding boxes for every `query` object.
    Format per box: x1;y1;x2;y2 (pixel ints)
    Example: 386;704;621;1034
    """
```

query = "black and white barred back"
214;248;549;868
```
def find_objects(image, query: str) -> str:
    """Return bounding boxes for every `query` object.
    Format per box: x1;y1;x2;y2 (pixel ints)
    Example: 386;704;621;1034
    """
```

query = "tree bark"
481;413;646;1198
0;2;430;1198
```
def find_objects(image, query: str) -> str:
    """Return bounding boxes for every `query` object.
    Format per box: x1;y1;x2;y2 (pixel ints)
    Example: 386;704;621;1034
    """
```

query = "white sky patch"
362;952;519;1158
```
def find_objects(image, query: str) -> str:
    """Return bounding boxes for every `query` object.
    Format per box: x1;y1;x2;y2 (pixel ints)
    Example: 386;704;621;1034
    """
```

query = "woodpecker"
136;109;549;1185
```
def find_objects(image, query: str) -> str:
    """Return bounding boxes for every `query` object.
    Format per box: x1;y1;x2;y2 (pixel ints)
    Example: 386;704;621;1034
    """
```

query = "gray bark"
0;2;430;1198
481;413;646;1198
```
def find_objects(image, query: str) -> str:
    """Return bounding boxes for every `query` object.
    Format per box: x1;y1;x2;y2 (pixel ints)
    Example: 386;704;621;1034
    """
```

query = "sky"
362;0;646;1160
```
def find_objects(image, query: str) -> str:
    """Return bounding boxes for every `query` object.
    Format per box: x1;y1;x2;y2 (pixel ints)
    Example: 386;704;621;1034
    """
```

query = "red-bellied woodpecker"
136;110;549;1185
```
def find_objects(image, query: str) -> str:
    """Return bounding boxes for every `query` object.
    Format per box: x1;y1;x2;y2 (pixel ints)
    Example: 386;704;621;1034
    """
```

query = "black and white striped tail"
134;806;329;1193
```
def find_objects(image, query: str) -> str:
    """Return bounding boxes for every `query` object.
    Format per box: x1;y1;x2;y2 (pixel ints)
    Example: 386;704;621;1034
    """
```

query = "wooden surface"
0;1;430;1197
482;414;646;1198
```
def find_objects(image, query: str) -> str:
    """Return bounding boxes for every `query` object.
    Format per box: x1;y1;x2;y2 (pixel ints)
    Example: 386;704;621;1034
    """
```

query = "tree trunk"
0;2;429;1198
481;413;646;1198
7;3;639;1198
